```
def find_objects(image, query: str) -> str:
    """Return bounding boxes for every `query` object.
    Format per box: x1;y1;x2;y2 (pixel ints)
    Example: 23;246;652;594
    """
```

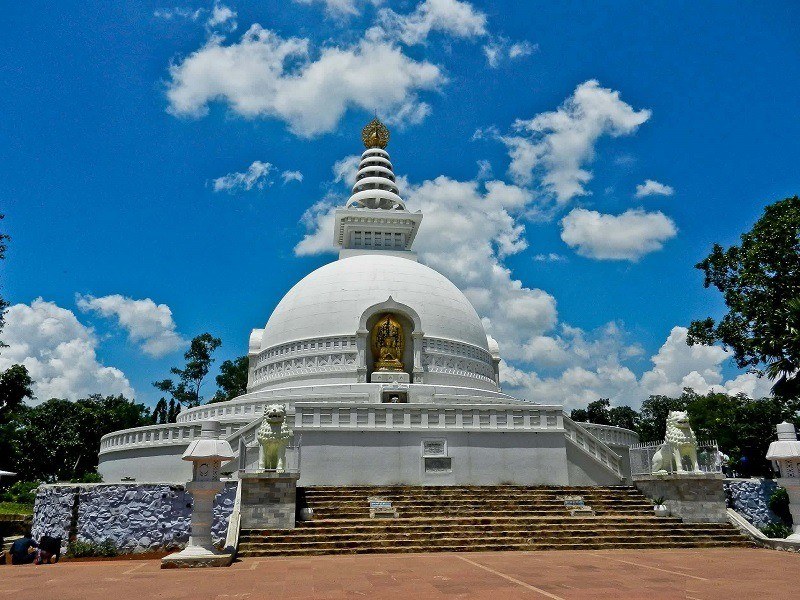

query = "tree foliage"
3;395;151;482
573;390;800;476
210;356;249;403
153;333;222;408
687;196;800;398
0;364;34;420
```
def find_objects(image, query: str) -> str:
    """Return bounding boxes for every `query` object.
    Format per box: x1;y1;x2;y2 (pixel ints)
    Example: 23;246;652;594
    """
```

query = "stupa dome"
258;254;489;352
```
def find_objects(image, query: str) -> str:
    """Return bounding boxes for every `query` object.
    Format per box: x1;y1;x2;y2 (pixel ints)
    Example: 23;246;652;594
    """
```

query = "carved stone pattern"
252;336;359;386
422;337;495;384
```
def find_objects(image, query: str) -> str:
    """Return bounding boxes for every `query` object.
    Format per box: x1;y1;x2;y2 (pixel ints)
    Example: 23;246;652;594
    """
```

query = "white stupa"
98;120;638;486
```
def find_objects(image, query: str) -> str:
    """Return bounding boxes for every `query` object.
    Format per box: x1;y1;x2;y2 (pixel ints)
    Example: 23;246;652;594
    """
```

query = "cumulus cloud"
296;169;557;360
281;170;304;184
212;161;274;192
483;38;537;68
293;156;761;411
166;24;444;137
332;154;361;186
206;3;237;31
376;0;487;46
293;0;384;18
76;294;186;358
560;208;677;261
635;179;674;198
0;299;134;402
497;80;651;204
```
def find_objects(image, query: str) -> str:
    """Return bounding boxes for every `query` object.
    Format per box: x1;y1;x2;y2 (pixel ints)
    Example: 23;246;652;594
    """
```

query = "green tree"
608;405;640;431
153;333;222;408
636;394;689;442
0;364;33;421
210;356;249;403
570;408;588;422
6;395;151;481
688;196;800;398
0;214;10;342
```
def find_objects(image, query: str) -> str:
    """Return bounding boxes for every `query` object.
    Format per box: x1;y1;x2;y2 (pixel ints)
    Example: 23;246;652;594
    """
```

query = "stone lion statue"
652;410;702;475
257;404;292;471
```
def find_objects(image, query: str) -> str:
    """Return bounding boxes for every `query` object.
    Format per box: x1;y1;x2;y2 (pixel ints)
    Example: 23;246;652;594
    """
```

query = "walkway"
1;548;795;600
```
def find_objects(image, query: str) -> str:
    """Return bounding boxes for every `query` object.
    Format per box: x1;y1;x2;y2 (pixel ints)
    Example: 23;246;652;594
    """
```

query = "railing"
578;422;639;447
629;439;722;477
562;417;623;478
98;422;245;454
291;403;564;431
176;394;370;423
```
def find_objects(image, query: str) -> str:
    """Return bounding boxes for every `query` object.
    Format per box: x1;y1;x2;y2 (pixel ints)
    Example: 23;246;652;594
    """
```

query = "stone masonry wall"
634;475;727;523
724;478;780;528
32;482;236;553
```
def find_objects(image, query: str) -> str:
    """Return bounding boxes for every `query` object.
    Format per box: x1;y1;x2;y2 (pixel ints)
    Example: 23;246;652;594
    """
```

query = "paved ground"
0;548;795;600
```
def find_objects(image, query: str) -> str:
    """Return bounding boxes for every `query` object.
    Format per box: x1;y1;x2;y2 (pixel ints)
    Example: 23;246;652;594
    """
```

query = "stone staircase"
238;486;750;557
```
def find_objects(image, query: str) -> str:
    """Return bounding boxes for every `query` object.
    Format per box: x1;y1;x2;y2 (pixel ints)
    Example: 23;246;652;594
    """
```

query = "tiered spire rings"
346;119;406;211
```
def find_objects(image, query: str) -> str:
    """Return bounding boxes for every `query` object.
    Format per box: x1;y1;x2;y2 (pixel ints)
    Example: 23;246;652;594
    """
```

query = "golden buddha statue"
371;314;404;371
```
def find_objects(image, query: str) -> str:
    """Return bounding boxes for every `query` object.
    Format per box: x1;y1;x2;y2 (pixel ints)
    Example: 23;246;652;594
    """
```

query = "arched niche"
356;296;425;384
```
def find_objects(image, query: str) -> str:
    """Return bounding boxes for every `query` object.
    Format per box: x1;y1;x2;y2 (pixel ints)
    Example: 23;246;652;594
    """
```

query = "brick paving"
0;548;795;600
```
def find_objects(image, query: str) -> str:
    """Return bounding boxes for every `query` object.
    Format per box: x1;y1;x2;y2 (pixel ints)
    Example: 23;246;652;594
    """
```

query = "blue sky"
1;0;798;408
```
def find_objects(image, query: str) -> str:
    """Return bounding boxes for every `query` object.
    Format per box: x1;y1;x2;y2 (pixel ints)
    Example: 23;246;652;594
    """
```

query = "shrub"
769;487;792;525
73;472;103;484
66;539;118;558
761;522;792;539
0;480;40;504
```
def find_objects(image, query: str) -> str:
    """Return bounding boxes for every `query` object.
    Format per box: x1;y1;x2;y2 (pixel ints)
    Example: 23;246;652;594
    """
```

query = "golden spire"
362;117;390;149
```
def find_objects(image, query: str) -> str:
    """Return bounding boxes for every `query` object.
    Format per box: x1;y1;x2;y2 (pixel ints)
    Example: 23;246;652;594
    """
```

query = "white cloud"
560;208;677;261
293;0;384;18
293;158;767;410
332;154;361;186
296;170;557;360
498;80;651;204
377;0;487;46
0;299;134;402
639;326;772;399
281;170;304;184
503;325;772;409
212;160;274;192
76;294;186;358
166;24;444;137
483;38;537;68
635;179;674;198
206;3;237;31
154;7;205;21
533;253;566;262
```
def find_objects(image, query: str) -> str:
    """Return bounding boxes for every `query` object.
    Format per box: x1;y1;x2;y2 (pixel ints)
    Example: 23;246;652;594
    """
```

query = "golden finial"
362;117;390;149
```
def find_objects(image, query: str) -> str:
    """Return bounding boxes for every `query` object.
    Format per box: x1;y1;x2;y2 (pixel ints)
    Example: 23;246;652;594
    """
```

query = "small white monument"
162;420;234;568
257;403;292;471
766;421;800;541
652;410;702;474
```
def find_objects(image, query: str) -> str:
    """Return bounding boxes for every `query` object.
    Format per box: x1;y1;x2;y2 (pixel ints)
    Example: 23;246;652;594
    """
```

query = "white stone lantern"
162;420;235;568
766;421;800;541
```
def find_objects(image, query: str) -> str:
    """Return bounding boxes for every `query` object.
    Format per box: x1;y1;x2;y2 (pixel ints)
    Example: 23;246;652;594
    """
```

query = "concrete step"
240;527;743;544
238;539;752;557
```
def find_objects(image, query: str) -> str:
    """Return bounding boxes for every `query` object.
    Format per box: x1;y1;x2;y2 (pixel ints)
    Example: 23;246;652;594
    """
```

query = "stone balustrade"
563;418;624;478
291;402;565;431
578;422;639;448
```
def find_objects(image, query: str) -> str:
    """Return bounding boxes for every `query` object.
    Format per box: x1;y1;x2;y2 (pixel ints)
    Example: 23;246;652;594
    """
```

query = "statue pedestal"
239;472;300;530
371;371;410;384
633;473;726;523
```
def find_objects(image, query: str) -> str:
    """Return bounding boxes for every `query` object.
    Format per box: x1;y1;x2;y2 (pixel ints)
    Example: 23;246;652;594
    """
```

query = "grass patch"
0;502;34;516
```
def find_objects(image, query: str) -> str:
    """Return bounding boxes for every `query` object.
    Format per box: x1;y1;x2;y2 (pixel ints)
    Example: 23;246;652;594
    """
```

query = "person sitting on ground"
10;532;38;565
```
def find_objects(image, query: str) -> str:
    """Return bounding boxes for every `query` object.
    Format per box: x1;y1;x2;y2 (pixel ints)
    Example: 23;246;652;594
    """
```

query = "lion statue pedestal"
651;410;703;475
257;404;292;472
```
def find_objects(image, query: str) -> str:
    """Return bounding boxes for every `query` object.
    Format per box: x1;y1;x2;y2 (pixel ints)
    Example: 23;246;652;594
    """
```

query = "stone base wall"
634;474;727;523
724;478;780;528
240;473;298;530
32;482;236;553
